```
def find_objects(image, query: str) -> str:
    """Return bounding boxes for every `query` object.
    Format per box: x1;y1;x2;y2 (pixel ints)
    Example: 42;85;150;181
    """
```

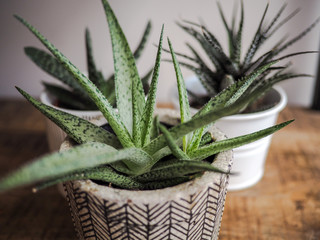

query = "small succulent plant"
175;1;319;112
25;19;152;110
0;0;292;192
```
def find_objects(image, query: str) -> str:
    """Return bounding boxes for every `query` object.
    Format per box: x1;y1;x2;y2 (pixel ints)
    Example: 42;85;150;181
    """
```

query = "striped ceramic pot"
62;109;233;240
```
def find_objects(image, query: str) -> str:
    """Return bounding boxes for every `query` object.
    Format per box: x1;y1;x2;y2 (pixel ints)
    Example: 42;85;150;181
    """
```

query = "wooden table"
0;100;319;239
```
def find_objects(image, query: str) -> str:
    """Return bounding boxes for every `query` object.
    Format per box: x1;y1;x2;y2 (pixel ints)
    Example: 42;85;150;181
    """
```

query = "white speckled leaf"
17;87;121;148
168;38;192;152
140;25;164;146
102;0;145;143
0;142;153;192
189;120;293;160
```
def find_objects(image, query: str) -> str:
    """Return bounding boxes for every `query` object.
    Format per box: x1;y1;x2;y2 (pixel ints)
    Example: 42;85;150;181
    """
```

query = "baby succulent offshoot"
0;0;293;193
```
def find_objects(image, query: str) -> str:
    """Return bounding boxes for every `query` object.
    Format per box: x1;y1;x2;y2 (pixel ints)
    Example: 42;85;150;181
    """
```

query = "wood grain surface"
0;99;319;239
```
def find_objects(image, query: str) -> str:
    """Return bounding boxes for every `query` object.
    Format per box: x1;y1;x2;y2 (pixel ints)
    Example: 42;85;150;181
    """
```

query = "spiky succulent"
0;0;292;192
175;1;319;111
25;19;152;110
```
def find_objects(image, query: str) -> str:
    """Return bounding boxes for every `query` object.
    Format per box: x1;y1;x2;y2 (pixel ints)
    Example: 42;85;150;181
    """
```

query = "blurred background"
0;0;319;106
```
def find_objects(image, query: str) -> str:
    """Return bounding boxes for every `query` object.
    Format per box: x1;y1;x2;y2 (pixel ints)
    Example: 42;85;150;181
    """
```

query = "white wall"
0;0;319;106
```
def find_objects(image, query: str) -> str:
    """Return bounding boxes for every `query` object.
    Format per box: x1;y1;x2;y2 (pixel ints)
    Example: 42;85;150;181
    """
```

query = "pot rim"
40;91;102;115
61;108;233;203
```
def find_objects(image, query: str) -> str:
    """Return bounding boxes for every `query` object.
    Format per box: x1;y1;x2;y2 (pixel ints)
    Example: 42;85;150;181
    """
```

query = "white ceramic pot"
171;76;287;191
40;91;107;152
61;109;233;240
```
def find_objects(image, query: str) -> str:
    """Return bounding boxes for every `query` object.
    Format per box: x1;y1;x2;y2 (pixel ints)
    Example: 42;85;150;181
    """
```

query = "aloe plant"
174;1;319;112
25;20;152;110
0;0;293;192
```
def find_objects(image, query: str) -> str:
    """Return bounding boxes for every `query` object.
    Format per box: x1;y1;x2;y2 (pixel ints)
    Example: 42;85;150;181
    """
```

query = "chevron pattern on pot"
65;173;229;240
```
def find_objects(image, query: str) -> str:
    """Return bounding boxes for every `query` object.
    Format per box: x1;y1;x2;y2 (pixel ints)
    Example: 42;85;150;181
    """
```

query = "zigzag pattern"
65;173;229;240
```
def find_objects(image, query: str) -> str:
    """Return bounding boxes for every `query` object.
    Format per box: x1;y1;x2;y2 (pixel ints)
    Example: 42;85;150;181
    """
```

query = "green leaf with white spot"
189;120;294;160
168;38;192;152
33;166;143;192
85;28;106;91
0;142;118;191
24;47;87;96
140;25;164;146
0;141;155;192
16;87;121;148
133;160;227;182
102;0;145;144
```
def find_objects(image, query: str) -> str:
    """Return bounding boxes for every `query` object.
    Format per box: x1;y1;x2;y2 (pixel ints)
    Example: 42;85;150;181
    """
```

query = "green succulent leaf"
85;28;106;92
243;3;269;67
24;47;87;96
233;0;244;65
177;23;222;73
168;38;192;151
15;14;134;148
217;1;234;59
133;20;152;60
143;97;250;155
0;141;156;192
102;0;145;144
34;166;143;192
134;160;227;183
140;25;164;146
0;142;119;192
189;120;294;160
104;74;117;106
270;17;320;59
159;124;190;160
16;87;121;148
42;82;97;110
263;3;288;35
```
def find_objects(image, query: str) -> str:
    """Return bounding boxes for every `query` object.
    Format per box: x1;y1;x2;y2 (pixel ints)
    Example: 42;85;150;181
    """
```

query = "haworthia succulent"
177;2;319;113
102;0;145;144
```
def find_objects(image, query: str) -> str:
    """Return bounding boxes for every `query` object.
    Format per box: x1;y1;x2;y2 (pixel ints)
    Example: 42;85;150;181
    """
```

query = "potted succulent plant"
25;17;152;151
0;0;292;239
170;1;319;190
